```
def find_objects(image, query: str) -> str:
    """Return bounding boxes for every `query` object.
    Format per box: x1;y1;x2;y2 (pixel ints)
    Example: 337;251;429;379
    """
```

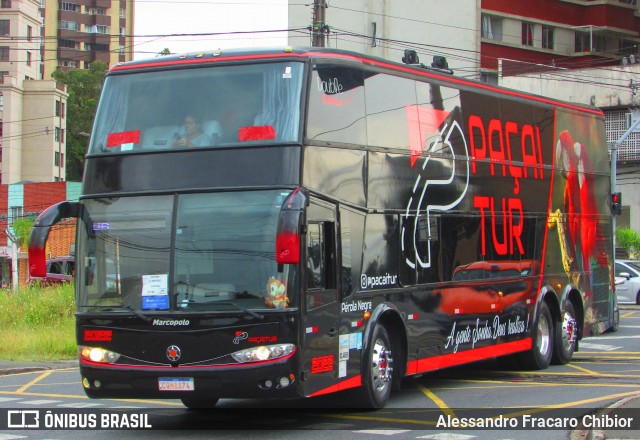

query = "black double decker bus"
29;47;617;409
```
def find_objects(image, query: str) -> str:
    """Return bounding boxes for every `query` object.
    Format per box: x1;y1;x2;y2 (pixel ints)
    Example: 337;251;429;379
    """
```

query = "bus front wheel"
519;301;553;370
353;323;394;409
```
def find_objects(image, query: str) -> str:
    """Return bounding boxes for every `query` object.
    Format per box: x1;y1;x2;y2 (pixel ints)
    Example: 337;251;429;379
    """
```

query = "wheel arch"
363;302;408;386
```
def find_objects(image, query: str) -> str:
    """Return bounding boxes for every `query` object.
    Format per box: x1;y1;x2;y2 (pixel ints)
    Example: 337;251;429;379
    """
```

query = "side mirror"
619;272;632;280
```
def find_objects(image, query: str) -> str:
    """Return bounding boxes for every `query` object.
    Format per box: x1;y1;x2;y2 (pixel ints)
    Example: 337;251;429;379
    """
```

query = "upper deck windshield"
90;62;304;153
75;190;296;313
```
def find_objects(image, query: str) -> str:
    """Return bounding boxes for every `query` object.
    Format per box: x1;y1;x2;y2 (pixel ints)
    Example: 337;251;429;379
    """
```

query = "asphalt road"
0;305;638;440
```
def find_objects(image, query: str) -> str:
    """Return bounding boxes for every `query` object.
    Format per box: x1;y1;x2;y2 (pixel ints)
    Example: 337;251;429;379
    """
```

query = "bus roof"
112;47;603;117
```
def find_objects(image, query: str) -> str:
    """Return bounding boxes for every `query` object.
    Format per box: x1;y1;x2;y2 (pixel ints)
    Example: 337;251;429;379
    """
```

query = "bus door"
301;199;341;396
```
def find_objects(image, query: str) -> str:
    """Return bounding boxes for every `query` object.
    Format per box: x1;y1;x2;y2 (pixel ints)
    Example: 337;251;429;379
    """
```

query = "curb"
570;394;640;440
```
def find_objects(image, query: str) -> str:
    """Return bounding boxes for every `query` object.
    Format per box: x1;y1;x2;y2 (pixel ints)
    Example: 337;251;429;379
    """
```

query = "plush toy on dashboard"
265;276;289;308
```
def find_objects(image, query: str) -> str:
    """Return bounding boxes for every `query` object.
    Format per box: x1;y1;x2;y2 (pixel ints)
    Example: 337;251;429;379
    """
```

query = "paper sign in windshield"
142;274;169;309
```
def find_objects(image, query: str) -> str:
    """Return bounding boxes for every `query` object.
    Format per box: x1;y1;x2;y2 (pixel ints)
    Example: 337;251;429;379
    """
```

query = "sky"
132;0;290;60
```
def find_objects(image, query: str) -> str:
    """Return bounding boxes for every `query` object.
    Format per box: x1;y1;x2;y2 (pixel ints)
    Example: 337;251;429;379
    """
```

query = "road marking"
578;342;622;351
354;429;412;435
419;434;480;440
22;399;61;405
0;397;21;403
59;402;104;408
415;383;457;419
0;435;28;440
566;363;601;376
16;371;53;393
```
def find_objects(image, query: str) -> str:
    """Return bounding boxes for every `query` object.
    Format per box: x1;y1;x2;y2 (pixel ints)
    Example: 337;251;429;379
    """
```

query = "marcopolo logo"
152;319;190;326
360;273;398;290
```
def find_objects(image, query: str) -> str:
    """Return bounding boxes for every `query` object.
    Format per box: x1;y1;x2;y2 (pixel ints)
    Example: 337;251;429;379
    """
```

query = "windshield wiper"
80;304;152;322
204;301;264;320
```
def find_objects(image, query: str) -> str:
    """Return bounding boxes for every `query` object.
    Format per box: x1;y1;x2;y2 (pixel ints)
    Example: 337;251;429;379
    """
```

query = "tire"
552;301;577;365
636;291;640;306
181;397;220;409
518;301;553;370
352;323;394;409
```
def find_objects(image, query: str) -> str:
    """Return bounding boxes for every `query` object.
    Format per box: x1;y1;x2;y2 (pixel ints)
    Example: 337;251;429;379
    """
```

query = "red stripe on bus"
406;338;532;375
111;51;603;117
308;374;362;398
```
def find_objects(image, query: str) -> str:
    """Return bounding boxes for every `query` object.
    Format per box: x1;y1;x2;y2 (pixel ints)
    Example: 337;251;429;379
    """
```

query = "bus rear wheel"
353;323;394;409
181;397;220;409
552;301;577;365
518;301;553;370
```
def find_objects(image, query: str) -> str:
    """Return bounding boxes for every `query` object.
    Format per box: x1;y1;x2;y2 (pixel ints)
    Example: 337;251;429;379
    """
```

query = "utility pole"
312;0;327;47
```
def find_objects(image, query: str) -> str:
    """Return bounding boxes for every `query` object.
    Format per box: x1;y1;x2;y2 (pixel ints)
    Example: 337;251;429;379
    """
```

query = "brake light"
28;244;47;278
238;125;276;141
276;231;300;264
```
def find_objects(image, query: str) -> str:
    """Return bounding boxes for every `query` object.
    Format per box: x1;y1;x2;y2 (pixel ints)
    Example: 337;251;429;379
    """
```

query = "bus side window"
306;221;336;310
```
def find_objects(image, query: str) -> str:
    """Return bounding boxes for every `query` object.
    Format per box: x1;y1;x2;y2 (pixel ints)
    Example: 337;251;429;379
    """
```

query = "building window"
0;20;9;35
1;0;11;8
0;47;9;61
55;100;62;117
60;21;79;31
481;14;502;41
10;207;23;222
542;26;554;50
522;22;534;46
0;71;8;84
59;39;79;49
27;25;32;42
480;72;498;85
54;128;65;143
26;51;31;66
575;31;591;52
96;25;109;34
60;2;79;12
120;8;125;18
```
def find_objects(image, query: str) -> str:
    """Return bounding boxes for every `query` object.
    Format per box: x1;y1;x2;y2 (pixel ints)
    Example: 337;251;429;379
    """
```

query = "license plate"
158;377;194;391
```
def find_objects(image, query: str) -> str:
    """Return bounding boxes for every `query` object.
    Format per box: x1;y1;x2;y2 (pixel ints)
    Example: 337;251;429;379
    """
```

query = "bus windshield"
89;62;304;153
75;190;296;313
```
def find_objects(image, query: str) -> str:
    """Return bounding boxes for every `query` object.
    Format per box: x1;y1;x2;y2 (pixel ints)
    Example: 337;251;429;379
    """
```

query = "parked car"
28;256;75;285
614;260;640;305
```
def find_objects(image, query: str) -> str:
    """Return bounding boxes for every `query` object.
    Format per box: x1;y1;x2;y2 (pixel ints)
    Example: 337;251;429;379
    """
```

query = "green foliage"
158;48;171;56
52;62;108;181
10;217;34;249
0;284;76;360
616;228;640;257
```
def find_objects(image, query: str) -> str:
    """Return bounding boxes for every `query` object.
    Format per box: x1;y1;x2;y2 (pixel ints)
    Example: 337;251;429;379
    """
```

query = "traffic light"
611;192;622;215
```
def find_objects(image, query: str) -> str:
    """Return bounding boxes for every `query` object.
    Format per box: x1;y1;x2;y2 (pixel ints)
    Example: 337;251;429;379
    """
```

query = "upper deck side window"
89;62;304;154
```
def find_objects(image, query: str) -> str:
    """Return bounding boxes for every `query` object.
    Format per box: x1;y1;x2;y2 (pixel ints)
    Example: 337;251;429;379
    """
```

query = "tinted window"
365;73;416;150
90;62;303;153
307;65;366;146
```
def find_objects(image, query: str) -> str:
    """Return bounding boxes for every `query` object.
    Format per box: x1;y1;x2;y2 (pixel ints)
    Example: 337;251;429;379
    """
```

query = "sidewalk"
0;359;77;376
571;394;640;440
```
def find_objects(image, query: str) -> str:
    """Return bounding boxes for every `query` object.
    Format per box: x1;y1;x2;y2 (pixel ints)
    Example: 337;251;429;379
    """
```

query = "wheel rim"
537;313;551;356
560;310;577;352
370;337;393;394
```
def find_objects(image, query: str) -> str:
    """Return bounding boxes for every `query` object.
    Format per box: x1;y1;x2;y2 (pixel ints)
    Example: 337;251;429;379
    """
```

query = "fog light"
264;379;273;388
82;377;90;389
279;376;290;388
94;380;102;388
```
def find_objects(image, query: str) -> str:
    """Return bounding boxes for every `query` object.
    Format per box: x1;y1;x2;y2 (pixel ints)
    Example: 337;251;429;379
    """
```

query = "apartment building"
41;0;135;79
0;0;68;185
481;0;640;82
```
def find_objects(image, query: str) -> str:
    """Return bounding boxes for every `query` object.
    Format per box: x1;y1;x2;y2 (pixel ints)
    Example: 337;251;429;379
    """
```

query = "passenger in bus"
173;114;207;148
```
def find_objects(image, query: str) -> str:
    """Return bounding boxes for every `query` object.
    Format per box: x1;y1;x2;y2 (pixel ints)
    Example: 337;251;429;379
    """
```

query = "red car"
28;256;75;285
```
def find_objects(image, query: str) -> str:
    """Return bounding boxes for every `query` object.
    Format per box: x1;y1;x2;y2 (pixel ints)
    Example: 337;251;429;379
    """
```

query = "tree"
158;48;171;56
52;61;108;181
11;217;34;250
616;228;640;258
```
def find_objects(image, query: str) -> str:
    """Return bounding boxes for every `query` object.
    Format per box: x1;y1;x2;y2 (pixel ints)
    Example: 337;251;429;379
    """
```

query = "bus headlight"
231;344;295;363
79;346;121;364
